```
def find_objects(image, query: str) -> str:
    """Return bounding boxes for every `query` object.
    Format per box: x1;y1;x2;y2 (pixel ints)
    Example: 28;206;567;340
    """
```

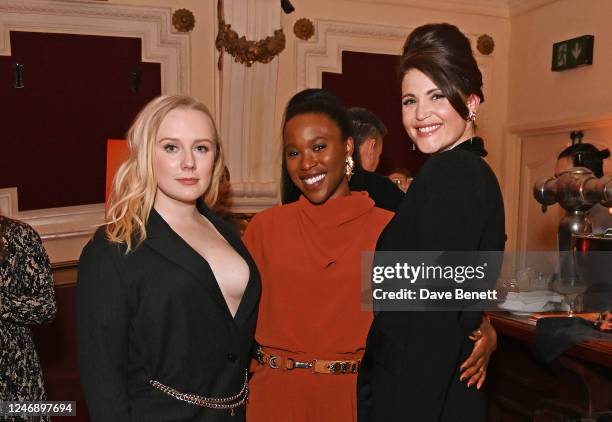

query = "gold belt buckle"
286;357;313;370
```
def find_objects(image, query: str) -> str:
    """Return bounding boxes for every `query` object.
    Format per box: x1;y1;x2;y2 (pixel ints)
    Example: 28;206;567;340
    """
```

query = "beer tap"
533;156;612;251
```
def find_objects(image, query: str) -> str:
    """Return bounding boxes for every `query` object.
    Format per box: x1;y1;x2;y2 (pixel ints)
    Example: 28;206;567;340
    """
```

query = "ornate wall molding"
0;188;105;263
296;20;408;91
296;19;492;91
0;0;190;262
0;0;191;94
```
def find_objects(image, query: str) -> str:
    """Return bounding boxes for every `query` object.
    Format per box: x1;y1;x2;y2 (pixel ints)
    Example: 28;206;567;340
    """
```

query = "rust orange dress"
242;192;393;422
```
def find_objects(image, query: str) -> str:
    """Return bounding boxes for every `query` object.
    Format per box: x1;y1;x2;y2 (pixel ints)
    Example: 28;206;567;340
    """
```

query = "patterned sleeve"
0;221;57;325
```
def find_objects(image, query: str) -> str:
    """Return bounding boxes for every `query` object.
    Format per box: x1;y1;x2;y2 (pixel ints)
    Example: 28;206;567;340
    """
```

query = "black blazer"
358;138;506;422
77;201;260;422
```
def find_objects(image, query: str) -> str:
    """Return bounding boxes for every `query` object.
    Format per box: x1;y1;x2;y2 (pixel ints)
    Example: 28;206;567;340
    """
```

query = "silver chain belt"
149;369;248;416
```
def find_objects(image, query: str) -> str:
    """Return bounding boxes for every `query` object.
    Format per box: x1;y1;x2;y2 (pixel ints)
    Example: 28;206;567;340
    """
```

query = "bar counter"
486;312;611;421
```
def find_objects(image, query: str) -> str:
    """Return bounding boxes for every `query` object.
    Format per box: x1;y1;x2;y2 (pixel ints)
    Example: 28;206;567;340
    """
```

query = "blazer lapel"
198;202;261;328
143;208;231;316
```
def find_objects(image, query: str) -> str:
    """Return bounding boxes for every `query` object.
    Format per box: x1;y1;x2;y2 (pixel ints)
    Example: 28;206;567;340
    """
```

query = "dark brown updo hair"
400;23;484;120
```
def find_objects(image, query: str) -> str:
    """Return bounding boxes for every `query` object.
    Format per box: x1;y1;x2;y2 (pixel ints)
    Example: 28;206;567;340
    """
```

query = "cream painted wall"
275;0;512;182
508;0;612;126
110;0;218;116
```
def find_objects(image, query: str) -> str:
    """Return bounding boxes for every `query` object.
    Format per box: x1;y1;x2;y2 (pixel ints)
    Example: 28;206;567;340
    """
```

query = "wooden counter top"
488;312;612;368
487;311;612;368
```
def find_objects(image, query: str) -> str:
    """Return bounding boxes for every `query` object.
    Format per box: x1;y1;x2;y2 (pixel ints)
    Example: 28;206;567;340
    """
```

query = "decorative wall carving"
173;8;196;33
477;34;495;55
293;18;314;41
216;0;285;68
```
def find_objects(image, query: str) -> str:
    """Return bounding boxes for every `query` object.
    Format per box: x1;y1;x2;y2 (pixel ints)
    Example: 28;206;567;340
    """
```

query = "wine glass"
551;277;588;317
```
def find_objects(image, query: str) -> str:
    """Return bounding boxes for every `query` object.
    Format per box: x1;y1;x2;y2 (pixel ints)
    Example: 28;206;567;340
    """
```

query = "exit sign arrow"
571;43;581;60
552;35;594;71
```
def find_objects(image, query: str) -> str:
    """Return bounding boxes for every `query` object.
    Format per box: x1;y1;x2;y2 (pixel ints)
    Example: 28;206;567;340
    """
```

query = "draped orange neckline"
295;191;376;269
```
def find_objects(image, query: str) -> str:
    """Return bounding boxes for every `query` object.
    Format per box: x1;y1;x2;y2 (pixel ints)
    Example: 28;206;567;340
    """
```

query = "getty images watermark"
360;251;612;312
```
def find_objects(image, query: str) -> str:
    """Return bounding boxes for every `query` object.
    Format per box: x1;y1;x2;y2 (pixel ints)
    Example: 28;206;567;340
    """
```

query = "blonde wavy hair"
106;95;225;251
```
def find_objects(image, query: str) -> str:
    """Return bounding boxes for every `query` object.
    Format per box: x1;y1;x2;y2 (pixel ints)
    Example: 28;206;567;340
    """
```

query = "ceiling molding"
344;0;562;19
507;112;612;136
345;0;511;18
507;0;560;17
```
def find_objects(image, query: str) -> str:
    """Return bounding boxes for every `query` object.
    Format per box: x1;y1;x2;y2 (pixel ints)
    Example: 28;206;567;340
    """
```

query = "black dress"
357;138;506;422
77;201;261;422
0;217;57;422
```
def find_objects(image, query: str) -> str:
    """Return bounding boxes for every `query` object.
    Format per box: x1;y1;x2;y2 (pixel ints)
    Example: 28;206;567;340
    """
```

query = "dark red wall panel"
0;31;161;210
322;51;427;176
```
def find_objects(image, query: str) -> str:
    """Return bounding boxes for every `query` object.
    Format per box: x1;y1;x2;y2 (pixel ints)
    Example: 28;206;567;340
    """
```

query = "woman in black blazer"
358;24;505;422
78;95;260;421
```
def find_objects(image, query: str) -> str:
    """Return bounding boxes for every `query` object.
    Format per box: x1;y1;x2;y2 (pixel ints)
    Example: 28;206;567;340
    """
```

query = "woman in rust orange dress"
243;89;495;421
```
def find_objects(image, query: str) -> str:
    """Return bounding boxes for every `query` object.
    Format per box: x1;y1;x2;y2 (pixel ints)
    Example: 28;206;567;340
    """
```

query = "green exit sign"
552;35;594;71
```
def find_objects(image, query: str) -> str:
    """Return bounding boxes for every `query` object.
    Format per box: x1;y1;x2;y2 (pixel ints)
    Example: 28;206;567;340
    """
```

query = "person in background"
387;168;413;192
348;107;386;173
358;23;506;422
77;95;260;421
554;142;612;233
346;107;406;211
0;215;57;422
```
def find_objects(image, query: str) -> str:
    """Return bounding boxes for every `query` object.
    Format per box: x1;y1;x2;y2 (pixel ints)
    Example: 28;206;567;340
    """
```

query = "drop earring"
345;156;355;179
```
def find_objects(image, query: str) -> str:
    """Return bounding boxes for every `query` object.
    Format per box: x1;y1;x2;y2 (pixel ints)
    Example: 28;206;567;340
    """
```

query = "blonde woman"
77;95;260;422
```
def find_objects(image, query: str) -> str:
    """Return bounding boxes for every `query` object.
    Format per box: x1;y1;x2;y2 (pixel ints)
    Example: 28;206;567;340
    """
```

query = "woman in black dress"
358;23;505;422
77;95;260;421
0;216;57;422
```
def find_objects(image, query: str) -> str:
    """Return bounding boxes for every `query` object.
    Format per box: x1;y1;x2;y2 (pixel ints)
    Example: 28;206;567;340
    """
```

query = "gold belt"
255;347;361;375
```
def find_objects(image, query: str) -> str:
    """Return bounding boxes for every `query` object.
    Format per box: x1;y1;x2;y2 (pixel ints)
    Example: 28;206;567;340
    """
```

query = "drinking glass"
551;277;588;317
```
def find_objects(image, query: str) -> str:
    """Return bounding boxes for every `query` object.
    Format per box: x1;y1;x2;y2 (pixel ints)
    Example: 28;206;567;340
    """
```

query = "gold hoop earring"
345;156;355;180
